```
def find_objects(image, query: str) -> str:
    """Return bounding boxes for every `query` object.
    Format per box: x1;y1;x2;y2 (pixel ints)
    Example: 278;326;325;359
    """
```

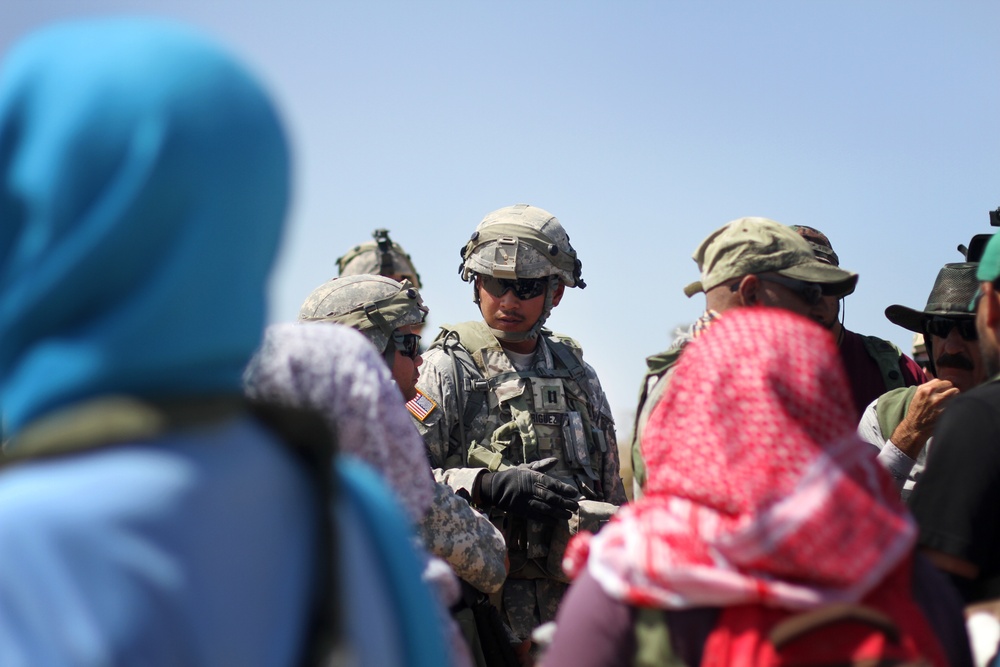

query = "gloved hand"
477;458;579;522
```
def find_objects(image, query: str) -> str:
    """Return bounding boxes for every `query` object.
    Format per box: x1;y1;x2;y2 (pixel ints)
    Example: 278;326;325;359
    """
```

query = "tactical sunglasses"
392;332;422;359
479;275;548;300
924;316;977;342
756;274;824;306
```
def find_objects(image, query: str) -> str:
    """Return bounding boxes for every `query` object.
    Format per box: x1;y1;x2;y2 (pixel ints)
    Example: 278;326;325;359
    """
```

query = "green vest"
860;335;908;393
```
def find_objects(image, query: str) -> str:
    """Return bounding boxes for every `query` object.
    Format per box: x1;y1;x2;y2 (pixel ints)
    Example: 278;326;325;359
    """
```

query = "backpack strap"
769;603;901;649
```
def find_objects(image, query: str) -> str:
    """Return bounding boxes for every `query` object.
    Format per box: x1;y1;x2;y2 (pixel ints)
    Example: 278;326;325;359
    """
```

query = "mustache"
936;353;974;371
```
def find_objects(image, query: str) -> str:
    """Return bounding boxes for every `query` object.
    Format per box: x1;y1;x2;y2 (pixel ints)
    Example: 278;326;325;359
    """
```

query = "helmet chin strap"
485;276;560;343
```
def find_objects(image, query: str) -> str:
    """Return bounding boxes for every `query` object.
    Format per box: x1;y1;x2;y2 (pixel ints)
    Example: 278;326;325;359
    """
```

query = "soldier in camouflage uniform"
408;204;626;651
298;275;508;597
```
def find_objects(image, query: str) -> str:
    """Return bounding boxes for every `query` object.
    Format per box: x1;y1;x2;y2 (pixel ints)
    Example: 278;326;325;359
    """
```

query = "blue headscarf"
0;18;290;437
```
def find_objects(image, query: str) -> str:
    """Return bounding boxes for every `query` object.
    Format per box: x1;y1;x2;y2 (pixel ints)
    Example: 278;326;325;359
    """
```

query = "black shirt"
910;380;1000;603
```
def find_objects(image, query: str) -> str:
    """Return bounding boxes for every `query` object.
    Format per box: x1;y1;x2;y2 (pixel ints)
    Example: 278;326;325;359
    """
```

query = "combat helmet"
337;229;422;288
299;275;427;366
459;204;584;342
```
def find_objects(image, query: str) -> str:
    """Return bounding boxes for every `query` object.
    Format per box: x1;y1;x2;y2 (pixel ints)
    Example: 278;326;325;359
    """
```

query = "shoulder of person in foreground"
0;417;317;667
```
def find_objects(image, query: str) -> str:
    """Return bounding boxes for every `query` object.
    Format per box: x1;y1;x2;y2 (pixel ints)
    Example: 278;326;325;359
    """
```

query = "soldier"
337;229;427;342
296;275;508;597
410;204;626;656
338;228;422;287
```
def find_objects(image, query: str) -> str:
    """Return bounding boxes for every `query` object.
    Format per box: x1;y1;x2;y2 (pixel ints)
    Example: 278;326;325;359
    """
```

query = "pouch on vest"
544;500;618;583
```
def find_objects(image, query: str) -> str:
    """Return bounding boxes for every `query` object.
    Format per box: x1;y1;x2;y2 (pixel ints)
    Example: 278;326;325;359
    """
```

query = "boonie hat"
885;262;979;332
683;217;858;298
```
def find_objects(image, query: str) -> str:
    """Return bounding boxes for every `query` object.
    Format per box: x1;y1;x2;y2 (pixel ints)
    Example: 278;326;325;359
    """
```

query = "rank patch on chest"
406;389;437;422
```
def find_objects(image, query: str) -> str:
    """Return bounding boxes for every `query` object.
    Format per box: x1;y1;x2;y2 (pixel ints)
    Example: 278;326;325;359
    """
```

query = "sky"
4;2;999;432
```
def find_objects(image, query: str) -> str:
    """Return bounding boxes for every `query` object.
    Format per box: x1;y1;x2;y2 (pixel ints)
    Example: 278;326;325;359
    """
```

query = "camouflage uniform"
298;275;507;595
408;204;625;641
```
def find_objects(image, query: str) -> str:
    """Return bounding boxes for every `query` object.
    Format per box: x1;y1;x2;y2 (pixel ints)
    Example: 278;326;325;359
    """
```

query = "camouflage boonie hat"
337;229;422;288
299;275;427;353
683;217;858;298
459;204;585;288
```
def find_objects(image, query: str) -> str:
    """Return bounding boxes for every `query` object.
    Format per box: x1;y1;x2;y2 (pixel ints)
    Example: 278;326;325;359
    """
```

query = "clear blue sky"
5;2;999;431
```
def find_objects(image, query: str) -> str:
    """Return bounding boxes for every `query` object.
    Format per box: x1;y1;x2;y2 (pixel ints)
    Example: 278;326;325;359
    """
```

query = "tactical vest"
433;322;613;580
433;321;608;495
861;335;908;393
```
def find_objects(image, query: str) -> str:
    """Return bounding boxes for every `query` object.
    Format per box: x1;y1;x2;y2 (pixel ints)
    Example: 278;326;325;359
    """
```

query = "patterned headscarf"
566;308;915;610
244;322;435;522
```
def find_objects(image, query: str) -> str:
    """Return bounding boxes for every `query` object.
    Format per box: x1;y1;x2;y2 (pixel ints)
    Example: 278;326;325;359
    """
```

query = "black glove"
478;458;579;522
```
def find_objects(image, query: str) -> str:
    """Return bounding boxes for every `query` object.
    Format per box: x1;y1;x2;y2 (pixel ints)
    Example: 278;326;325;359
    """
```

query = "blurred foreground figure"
0;18;446;666
545;309;971;667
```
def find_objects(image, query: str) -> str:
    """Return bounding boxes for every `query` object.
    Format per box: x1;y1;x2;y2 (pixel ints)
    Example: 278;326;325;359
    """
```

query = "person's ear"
551;282;566;307
737;275;760;307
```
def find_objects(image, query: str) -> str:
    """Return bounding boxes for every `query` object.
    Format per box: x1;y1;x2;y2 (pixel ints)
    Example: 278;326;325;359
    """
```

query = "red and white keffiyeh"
566;308;915;610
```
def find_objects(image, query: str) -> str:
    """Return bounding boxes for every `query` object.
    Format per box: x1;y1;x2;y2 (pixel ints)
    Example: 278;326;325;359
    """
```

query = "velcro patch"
532;413;565;426
406;389;438;422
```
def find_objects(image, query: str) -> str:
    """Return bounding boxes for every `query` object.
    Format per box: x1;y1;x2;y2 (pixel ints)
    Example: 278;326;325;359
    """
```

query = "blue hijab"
0;19;290;437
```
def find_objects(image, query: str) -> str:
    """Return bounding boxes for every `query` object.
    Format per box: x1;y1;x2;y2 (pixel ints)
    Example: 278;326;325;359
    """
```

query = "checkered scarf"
566;308;915;610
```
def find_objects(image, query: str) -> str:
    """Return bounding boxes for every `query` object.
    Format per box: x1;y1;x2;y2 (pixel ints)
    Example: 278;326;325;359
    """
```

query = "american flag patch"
406;389;437;422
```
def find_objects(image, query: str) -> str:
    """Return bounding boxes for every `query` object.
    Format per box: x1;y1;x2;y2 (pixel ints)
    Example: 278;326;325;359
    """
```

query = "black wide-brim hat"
885;262;979;333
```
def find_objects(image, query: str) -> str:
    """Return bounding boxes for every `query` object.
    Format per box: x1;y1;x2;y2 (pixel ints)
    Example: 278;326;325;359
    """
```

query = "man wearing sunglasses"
793;226;927;419
630;217;859;498
908;238;1000;605
410;204;626;656
857;262;985;501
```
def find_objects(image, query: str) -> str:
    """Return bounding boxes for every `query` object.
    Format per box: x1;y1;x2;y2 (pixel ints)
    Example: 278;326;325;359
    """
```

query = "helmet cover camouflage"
459;204;585;288
298;275;427;353
337;229;422;288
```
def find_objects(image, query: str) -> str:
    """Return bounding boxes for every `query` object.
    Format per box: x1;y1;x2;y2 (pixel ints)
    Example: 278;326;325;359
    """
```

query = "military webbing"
1;396;343;667
861;335;908;392
432;321;600;480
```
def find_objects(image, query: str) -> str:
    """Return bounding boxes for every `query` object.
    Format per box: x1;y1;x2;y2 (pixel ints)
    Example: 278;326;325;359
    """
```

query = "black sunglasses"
392;332;422;359
924;316;977;342
756;274;824;306
479;275;548;300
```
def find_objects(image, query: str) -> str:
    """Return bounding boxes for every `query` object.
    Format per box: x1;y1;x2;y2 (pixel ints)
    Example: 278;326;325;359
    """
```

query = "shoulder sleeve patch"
406;389;438;422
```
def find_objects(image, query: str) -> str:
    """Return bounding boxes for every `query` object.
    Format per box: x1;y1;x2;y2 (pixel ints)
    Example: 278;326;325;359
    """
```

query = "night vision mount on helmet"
459;204;585;343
